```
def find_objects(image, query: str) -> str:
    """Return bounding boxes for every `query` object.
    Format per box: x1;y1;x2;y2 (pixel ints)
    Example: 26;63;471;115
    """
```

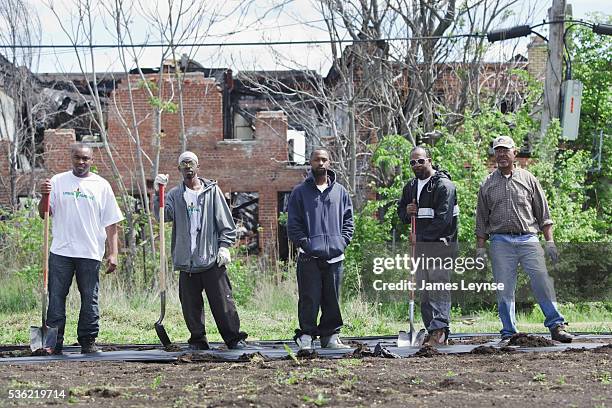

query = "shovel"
30;193;58;353
398;214;426;347
155;184;172;347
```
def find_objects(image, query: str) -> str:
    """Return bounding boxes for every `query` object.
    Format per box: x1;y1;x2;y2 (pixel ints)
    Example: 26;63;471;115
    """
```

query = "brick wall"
527;36;547;81
103;73;304;253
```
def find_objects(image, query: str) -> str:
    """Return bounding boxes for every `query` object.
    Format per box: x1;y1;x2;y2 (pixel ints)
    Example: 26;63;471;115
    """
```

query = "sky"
5;0;612;75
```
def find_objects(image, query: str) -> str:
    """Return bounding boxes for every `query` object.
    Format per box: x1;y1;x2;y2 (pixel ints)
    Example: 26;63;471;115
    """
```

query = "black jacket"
397;169;458;243
287;169;354;260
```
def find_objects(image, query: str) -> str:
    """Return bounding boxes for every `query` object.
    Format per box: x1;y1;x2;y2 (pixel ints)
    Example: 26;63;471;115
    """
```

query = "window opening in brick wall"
231;192;259;254
232;112;254;140
287;129;306;165
277;191;293;261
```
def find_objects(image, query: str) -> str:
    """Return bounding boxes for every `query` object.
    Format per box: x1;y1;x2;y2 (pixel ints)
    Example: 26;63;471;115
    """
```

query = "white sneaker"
321;334;351;349
296;334;313;351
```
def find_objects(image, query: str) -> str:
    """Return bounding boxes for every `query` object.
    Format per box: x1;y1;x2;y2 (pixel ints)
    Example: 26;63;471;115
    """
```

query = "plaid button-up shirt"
475;167;553;239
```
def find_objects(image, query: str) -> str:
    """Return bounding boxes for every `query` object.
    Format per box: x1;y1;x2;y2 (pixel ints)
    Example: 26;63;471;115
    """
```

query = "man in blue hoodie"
287;148;354;350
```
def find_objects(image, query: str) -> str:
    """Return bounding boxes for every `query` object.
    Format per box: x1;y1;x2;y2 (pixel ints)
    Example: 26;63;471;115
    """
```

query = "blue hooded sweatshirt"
287;169;354;260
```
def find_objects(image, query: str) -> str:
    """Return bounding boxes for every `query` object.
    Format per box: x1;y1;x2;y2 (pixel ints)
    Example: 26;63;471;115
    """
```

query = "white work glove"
154;174;169;191
217;247;231;267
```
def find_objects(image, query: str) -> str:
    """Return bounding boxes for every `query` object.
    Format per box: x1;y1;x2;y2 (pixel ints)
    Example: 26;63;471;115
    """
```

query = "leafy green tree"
568;14;612;234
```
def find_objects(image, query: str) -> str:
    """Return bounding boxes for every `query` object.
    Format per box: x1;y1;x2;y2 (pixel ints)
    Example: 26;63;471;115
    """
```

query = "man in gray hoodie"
155;151;247;350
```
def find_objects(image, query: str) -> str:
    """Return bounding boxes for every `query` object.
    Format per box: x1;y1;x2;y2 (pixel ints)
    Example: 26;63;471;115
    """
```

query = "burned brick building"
1;39;549;255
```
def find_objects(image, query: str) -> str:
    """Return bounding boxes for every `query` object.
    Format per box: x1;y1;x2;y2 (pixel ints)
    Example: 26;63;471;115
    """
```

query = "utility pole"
540;0;566;137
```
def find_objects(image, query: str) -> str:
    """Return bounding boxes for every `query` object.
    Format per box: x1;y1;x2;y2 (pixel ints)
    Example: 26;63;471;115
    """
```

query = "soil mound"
507;333;555;347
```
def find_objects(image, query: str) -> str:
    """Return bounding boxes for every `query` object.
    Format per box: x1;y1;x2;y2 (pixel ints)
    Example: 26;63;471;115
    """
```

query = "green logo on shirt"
63;187;95;201
187;202;200;214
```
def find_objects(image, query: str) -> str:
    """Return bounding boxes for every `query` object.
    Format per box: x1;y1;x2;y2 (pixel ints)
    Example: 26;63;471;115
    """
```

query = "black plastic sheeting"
1;333;610;365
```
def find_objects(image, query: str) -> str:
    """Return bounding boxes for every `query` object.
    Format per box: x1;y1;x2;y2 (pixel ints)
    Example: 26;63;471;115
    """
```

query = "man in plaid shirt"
475;136;573;344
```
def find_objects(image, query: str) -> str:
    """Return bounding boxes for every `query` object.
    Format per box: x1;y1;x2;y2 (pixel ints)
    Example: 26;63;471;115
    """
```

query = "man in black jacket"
397;146;458;346
287;148;354;351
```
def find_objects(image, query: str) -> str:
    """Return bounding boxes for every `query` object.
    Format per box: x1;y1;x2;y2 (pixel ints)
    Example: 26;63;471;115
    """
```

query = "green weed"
533;373;547;383
302;393;330;406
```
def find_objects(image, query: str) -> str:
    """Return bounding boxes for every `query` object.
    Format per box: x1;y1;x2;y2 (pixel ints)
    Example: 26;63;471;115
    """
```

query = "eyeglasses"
179;161;197;169
409;158;428;167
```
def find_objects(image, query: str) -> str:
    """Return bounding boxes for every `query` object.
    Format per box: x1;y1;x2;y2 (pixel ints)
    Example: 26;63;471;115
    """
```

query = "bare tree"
0;0;42;208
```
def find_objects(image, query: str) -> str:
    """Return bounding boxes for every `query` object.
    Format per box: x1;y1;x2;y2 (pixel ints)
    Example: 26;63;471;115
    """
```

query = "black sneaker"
188;341;210;351
51;344;63;355
228;340;248;350
550;324;573;343
80;339;99;354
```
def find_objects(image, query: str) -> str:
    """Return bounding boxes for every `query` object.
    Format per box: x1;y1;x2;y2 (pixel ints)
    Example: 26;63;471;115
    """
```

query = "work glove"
154;174;169;191
545;241;559;264
476;247;488;267
217;247;231;267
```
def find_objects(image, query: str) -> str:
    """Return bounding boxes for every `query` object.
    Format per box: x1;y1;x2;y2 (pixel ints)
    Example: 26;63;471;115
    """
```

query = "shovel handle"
158;185;166;293
41;194;50;327
41;193;50;213
410;214;417;302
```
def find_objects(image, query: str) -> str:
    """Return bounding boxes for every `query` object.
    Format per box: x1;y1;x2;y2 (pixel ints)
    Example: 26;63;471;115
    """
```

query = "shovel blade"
30;325;58;352
397;329;427;347
29;326;42;352
155;322;172;347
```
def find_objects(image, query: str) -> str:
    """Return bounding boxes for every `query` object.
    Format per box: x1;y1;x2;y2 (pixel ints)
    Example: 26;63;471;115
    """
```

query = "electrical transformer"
561;80;583;140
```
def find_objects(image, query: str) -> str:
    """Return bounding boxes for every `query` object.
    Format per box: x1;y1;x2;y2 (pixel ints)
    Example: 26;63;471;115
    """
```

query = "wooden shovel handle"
410;214;416;302
158;185;166;292
41;194;50;326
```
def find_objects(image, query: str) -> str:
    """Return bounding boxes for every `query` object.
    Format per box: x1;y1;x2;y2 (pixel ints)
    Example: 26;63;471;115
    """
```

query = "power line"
0;33;486;50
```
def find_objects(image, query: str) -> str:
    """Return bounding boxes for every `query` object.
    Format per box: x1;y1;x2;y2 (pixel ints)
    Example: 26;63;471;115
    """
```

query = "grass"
0;271;610;346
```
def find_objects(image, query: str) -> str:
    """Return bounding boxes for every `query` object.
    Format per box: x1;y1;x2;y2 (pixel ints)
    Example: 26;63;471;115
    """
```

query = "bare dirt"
1;345;611;407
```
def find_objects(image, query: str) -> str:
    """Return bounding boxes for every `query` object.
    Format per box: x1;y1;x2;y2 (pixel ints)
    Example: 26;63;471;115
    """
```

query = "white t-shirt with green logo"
49;171;124;261
183;186;202;254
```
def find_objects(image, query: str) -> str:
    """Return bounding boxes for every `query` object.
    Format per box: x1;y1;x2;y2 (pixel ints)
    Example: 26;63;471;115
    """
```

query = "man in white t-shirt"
38;143;124;355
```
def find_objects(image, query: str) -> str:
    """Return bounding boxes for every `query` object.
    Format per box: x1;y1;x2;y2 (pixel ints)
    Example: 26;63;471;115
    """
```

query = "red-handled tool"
155;184;172;347
30;193;58;353
398;212;427;347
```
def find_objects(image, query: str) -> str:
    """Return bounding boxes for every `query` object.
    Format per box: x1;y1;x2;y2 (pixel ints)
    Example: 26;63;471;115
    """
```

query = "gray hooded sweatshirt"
154;178;236;273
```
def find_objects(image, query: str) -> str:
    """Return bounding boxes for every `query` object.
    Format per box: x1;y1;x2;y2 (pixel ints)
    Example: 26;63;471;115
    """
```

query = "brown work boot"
550;324;573;343
424;329;447;347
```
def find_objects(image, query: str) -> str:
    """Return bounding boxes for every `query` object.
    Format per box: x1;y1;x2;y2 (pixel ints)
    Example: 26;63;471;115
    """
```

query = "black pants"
295;255;344;338
178;264;246;347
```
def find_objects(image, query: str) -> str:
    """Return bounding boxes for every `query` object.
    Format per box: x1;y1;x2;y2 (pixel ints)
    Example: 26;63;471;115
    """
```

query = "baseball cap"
492;136;515;149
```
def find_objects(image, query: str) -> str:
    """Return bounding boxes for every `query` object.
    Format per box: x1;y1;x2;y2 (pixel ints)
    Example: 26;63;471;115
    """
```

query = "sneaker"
424;329;447;347
321;334;351;350
296;334;314;351
498;336;512;346
550;324;573;343
80;341;99;354
188;341;210;351
228;340;248;350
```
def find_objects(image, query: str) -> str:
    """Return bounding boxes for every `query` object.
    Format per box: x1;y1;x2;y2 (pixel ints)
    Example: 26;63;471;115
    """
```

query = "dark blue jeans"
47;253;101;345
295;255;344;338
